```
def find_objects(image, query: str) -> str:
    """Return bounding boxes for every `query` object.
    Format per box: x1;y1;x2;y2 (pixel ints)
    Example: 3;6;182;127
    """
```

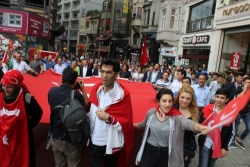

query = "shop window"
137;7;142;18
170;8;176;29
176;7;181;29
152;12;155;25
43;22;49;33
9;14;22;27
160;8;167;30
145;9;150;25
187;0;216;33
133;33;140;46
0;13;3;25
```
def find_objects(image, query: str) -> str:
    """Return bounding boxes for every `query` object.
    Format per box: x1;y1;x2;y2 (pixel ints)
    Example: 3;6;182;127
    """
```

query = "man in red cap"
0;70;43;167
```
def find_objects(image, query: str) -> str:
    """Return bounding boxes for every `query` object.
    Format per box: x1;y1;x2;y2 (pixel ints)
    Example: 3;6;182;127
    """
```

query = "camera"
74;81;83;89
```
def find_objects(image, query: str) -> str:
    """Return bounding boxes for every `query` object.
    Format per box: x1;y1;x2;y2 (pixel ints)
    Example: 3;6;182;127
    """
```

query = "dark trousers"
140;142;169;167
89;142;120;167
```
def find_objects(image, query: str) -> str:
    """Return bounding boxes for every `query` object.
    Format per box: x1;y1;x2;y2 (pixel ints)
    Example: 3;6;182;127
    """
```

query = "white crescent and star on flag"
3;134;9;145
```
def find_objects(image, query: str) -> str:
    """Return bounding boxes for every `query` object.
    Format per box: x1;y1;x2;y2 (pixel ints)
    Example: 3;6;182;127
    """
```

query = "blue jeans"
198;146;217;167
235;113;250;140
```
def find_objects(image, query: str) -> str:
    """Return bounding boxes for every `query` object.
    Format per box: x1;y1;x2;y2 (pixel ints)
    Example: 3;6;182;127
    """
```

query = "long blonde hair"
174;85;199;122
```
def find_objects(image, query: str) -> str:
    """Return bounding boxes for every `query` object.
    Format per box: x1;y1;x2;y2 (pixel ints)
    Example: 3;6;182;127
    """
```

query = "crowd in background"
0;50;250;167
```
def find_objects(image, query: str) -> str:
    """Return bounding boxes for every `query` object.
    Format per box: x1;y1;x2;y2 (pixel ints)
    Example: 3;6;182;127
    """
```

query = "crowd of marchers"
0;49;249;167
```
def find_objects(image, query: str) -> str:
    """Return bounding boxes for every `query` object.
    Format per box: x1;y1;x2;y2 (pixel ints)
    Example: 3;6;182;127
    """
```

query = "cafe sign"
183;35;210;45
223;3;250;16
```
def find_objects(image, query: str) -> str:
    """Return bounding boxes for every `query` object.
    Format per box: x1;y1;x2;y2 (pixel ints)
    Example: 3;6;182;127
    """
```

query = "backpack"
53;90;90;144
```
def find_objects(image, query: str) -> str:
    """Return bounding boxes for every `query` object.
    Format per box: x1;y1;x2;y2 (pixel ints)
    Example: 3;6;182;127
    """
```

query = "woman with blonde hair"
174;85;199;167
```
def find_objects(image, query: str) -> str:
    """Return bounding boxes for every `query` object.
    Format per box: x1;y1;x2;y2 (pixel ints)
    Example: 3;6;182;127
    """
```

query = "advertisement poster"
27;13;50;38
0;8;28;35
230;52;241;70
26;36;48;61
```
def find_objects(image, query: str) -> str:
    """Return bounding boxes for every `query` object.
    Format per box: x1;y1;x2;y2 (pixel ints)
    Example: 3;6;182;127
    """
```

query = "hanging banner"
123;0;129;14
230;52;241;70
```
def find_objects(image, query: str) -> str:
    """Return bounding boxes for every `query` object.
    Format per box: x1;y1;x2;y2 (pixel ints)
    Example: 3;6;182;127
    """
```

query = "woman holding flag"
198;88;234;167
134;88;210;167
0;70;43;167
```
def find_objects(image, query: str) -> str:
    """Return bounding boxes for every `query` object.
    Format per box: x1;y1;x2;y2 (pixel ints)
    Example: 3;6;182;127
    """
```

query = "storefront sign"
0;9;28;35
27;13;50;38
183;35;210;45
230;52;241;70
160;47;176;58
223;3;250;16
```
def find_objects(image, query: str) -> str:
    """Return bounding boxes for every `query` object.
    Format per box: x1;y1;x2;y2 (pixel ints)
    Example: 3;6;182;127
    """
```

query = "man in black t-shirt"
234;77;250;150
48;68;88;166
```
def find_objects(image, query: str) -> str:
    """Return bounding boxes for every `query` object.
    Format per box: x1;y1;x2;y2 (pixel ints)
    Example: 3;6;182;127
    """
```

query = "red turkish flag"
202;108;221;158
2;51;8;65
140;36;149;66
213;90;250;128
2;41;10;65
39;50;57;59
22;69;157;123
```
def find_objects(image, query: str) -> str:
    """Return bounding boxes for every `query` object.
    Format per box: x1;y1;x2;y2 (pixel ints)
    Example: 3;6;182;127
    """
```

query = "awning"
96;35;111;41
160;47;177;58
77;44;85;49
182;46;210;50
95;48;109;52
225;26;250;34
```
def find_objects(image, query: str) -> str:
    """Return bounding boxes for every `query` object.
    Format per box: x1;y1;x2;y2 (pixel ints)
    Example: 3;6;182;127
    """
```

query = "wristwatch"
105;115;111;124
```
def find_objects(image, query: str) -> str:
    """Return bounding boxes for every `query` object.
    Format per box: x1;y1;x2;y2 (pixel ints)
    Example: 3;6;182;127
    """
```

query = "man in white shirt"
80;59;92;78
54;58;67;74
128;64;137;77
88;59;133;167
13;53;38;75
169;69;186;92
146;63;162;84
192;74;210;112
209;74;222;104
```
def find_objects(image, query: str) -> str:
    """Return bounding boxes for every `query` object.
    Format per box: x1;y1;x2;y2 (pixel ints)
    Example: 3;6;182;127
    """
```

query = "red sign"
27;13;50;38
230;52;241;70
40;50;57;59
0;8;28;35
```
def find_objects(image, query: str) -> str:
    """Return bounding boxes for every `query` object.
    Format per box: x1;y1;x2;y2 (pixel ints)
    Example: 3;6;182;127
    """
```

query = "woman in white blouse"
132;66;144;82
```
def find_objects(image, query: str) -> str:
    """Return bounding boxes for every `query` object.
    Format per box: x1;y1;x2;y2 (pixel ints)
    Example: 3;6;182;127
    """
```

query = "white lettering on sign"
183;35;210;45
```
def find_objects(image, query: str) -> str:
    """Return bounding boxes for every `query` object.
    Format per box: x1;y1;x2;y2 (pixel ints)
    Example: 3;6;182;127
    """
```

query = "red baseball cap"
1;70;23;86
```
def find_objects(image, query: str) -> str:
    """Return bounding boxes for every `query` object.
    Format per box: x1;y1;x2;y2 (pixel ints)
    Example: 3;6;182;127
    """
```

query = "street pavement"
190;122;250;167
35;122;250;167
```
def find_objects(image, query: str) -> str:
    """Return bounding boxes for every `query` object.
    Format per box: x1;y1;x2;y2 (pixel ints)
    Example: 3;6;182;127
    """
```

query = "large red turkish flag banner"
23;69;157;123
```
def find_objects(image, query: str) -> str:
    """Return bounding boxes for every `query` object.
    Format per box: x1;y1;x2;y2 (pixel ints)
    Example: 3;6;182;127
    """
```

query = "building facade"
157;0;185;65
0;8;50;60
141;0;161;64
0;0;58;52
178;0;217;71
214;0;250;74
56;0;85;54
128;0;144;63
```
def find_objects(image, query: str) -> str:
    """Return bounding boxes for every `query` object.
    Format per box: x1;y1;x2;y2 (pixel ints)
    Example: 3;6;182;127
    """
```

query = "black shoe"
236;140;245;150
230;142;236;149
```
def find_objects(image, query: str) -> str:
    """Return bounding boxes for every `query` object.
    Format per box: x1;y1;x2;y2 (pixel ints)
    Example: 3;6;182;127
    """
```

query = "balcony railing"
186;16;214;33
